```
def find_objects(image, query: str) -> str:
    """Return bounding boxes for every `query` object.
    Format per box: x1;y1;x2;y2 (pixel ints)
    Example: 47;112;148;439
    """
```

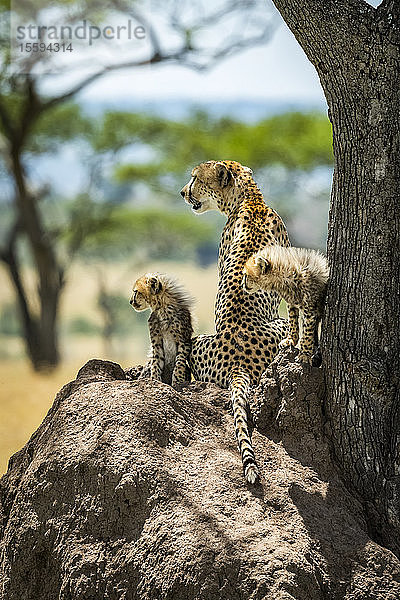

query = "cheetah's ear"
149;277;162;295
256;256;271;275
242;165;253;176
215;163;232;188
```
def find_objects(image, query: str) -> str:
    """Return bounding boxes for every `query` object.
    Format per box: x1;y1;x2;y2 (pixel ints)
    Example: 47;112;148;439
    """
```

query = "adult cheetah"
180;160;290;483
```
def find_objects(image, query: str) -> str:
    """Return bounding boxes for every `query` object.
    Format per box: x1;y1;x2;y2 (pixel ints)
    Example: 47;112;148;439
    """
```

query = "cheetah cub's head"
242;254;271;294
180;160;253;215
130;273;162;311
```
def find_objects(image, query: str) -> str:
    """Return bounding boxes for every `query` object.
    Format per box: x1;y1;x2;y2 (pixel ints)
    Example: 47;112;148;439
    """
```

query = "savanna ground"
0;260;290;474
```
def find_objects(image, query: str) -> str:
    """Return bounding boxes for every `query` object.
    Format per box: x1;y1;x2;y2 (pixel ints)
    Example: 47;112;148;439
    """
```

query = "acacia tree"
0;0;276;371
271;0;400;555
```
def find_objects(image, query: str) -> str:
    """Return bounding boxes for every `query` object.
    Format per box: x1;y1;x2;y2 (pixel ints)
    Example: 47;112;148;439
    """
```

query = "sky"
79;19;325;105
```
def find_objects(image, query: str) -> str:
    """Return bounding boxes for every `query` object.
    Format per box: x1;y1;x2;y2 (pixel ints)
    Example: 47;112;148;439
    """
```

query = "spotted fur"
130;273;193;386
181;160;290;483
244;246;329;363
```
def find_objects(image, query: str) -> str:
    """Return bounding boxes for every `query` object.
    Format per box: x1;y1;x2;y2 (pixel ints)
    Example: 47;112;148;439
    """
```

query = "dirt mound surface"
1;354;399;599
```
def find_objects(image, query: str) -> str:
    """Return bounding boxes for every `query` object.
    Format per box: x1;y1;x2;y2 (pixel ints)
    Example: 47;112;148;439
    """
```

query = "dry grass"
0;362;79;474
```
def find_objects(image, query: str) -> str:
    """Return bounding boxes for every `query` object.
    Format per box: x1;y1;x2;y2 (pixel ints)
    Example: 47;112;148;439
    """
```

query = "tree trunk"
1;246;62;371
1;242;41;369
271;0;400;555
6;148;64;371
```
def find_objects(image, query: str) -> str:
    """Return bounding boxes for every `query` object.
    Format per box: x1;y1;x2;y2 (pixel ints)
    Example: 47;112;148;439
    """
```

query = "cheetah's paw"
297;351;313;365
279;337;295;350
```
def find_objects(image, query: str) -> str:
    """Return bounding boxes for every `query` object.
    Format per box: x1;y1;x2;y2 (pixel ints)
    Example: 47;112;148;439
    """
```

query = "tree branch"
17;77;43;148
0;96;15;140
112;0;163;58
170;0;249;33
179;27;276;71
41;50;186;111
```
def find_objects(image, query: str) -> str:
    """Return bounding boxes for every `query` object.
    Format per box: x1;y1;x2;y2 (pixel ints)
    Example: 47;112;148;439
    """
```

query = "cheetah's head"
180;160;253;215
130;273;162;311
242;254;271;294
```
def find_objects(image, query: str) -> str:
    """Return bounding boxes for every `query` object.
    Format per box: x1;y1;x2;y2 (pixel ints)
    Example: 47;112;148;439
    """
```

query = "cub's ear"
255;256;271;274
216;163;232;188
242;165;253;176
149;277;162;295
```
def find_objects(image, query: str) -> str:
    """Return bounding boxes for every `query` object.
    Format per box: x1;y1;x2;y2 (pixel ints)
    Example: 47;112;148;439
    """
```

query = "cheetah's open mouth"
188;175;202;211
189;197;202;211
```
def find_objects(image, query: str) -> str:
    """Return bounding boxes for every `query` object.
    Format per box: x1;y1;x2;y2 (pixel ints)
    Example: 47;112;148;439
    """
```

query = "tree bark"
271;0;400;555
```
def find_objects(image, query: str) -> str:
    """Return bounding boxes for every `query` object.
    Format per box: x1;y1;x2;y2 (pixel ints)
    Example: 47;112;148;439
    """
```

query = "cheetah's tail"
230;368;259;484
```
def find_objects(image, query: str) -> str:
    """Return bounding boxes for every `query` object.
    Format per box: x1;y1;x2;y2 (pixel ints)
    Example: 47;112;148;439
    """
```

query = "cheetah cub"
130;273;193;386
243;246;329;364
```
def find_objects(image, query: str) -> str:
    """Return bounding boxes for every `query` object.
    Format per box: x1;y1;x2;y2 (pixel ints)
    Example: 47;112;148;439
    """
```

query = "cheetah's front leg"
149;329;165;380
172;341;191;387
279;304;299;349
298;310;317;364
